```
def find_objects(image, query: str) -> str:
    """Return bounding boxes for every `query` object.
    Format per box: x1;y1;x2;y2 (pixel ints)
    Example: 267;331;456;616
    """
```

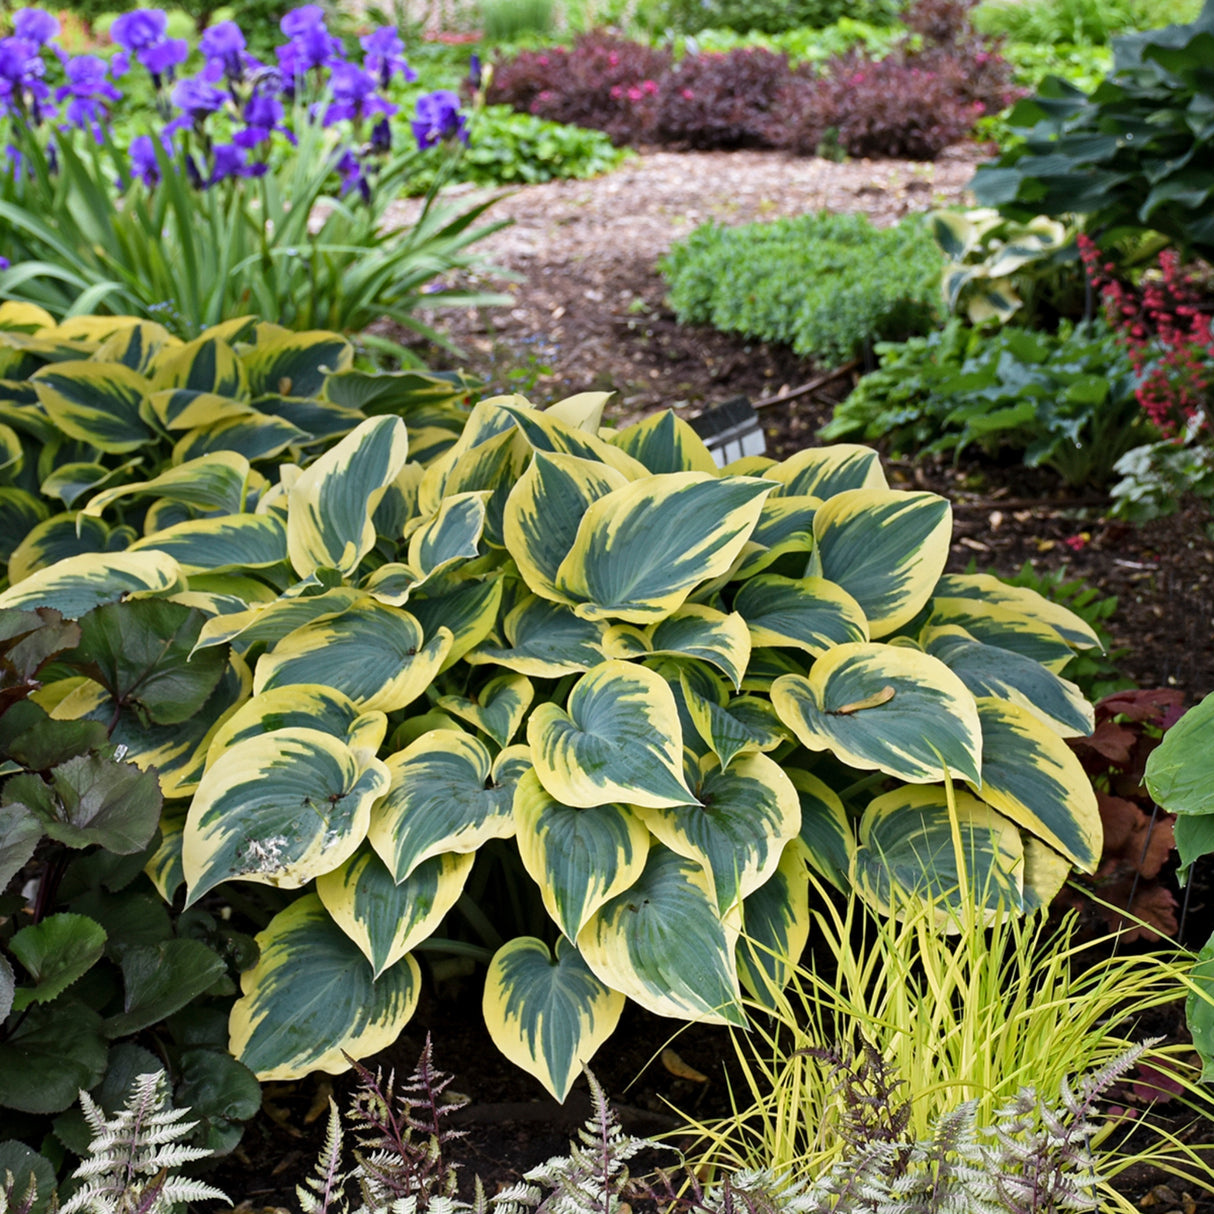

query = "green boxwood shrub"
660;212;944;365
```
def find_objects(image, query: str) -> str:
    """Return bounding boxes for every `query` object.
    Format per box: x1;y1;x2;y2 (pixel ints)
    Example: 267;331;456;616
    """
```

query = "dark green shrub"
653;0;903;35
972;0;1214;258
821;317;1154;486
660;212;943;365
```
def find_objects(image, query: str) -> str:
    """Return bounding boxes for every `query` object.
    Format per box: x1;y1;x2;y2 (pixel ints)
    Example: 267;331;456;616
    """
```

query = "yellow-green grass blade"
149;330;247;397
406;573;503;672
253;601;452;714
504;451;628;606
855;785;1024;915
556;473;773;624
240;327;354;399
924;625;1093;738
925;598;1076;673
182;726;390;904
731;494;820;580
934;573;1101;650
789;768;855;891
737;840;810;1008
813;489;951;638
528;659;697;809
483;936;625;1103
438;672;533;747
194;587;362;651
969;697;1101;873
230;893;419;1082
609;409;718;475
316;845;473;978
577;844;746;1026
0;550;182;619
369;732;522;881
32;360;152;453
513;769;650;942
130;513;287;575
733;574;868;656
406;490;489;581
206;684;376;765
287;415;409;578
764;444;886;499
771;642;982;785
638;751;800;914
467;594;607;678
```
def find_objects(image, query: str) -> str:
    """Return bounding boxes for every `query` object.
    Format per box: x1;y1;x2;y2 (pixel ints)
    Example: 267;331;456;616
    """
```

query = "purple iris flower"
279;5;325;35
13;9;60;46
467;53;482;90
166;74;226;131
322;61;395;127
0;35;51;121
55;54;122;138
360;26;415;88
109;9;186;80
276;5;339;77
411;89;466;149
335;147;369;203
208;141;266;185
236;85;284;145
0;255;9;270
198;20;245;80
126;131;171;187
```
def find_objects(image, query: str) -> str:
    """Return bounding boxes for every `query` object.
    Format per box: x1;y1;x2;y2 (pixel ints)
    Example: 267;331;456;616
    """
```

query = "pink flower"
642;79;658;94
538;55;549;66
608;52;619;66
626;85;643;101
681;87;694;100
1063;534;1089;552
850;72;866;85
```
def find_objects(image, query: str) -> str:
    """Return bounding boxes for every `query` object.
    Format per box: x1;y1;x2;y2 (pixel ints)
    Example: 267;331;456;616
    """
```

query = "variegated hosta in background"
0;383;1103;1103
0;304;476;588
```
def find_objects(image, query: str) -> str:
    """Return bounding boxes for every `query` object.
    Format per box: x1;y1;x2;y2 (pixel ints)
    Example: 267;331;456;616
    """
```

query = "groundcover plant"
0;367;1106;1101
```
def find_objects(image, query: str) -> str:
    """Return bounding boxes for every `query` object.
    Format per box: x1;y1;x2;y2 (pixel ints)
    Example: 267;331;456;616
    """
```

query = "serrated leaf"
8;913;107;1012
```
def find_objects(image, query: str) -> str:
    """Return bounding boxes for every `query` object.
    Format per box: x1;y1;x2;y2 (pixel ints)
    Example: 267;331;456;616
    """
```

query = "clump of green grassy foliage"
973;0;1202;46
660;212;943;365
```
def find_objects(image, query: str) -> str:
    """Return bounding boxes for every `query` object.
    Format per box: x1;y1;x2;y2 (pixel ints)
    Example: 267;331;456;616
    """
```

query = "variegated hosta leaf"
733;574;869;656
812;490;951;637
148;387;254;432
543;391;611;433
466;594;607;678
172;411;310;465
970;697;1101;873
739;647;806;693
679;675;787;770
528;660;697;809
287;415;409;578
369;733;525;881
554;473;773;624
924;626;1093;738
83;451;251;519
130;513;287;574
206;684;383;766
609;410;719;475
0;550;182;619
925;599;1076;673
242;326;354;398
764;444;887;499
183;727;391;904
789;769;855;891
406;574;503;672
499;403;647;480
577;844;746;1026
32;360;152;453
40;461;137;510
483;935;625;1103
855;785;1024;916
731;495;820;580
503;451;628;605
771;642;982;785
406;490;490;581
737;840;810;1006
512;769;650;942
230;893;420;1082
649;605;752;690
1021;836;1073;912
195;587;362;651
932;573;1101;651
316;845;474;978
145;811;186;903
150;330;246;397
438;672;533;747
253;600;452;714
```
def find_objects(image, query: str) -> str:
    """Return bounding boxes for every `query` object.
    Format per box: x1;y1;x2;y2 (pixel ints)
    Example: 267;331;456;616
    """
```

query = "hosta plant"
0;307;476;588
0;390;1105;1100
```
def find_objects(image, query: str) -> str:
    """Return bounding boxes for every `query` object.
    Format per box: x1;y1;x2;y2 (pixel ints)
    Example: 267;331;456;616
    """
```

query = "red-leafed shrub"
653;47;793;150
487;34;671;145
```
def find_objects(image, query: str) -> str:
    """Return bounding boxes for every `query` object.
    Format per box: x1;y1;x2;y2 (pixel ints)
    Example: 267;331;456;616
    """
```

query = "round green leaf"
577;844;746;1026
183;727;390;904
484;936;625;1103
1146;692;1214;817
230;893;420;1082
8;913;106;1011
0;1001;107;1114
513;769;650;942
104;939;227;1037
772;642;982;785
528;660;697;809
